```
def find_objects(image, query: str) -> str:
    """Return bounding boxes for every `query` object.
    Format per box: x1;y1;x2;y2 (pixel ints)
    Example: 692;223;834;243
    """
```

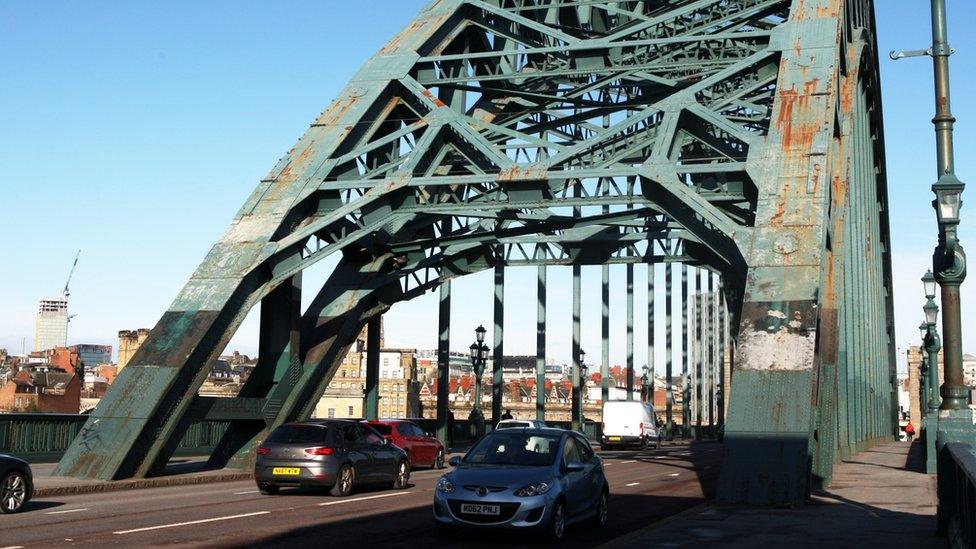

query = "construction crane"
63;250;81;298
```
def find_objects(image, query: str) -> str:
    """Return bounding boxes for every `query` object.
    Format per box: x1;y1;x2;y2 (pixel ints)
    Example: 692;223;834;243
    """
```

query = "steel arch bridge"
57;0;895;506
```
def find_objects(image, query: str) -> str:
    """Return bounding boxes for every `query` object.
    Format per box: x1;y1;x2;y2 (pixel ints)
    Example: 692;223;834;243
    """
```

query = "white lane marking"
1;545;26;549
625;482;640;487
234;490;260;495
669;473;680;477
113;511;270;535
46;507;89;515
618;460;637;464
319;491;412;506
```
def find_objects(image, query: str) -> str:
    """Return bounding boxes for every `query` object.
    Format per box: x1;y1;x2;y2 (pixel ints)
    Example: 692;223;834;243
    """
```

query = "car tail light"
304;447;334;456
256;447;270;455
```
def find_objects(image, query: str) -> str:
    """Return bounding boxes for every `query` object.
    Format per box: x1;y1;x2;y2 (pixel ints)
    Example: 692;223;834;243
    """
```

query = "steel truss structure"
57;0;894;506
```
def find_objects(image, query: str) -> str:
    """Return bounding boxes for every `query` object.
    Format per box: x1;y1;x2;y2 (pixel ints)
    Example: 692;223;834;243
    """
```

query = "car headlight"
513;481;552;497
436;476;455;493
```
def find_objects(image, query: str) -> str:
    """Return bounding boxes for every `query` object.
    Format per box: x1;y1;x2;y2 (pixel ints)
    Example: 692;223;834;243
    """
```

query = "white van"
601;400;660;450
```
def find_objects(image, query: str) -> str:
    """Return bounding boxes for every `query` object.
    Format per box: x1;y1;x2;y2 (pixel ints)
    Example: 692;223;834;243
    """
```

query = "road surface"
2;441;722;548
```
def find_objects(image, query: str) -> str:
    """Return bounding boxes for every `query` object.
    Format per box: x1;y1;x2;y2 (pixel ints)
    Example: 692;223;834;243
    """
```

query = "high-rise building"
34;297;69;352
69;344;113;373
118;329;151;371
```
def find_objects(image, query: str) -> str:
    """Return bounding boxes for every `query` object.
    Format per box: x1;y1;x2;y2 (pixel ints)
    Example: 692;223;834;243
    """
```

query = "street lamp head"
933;175;964;226
919;321;929;341
469;342;479;361
922;270;937;299
475;324;487;344
579;348;586;361
924;299;939;326
580;363;588;379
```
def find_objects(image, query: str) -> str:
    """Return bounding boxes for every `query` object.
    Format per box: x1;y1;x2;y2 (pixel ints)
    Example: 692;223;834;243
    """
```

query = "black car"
255;420;410;496
0;454;33;513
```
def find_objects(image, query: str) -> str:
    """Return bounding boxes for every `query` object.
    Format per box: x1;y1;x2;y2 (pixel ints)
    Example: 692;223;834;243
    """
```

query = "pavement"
30;459;252;497
3;441;724;548
602;441;942;549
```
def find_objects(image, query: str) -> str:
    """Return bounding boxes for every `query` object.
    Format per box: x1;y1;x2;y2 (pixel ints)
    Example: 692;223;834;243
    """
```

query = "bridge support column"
694;268;703;440
665;262;673;434
681;265;689;437
536;265;547;421
572;265;582;431
601;265;610;404
647;264;654;406
491;260;504;428
364;317;380;420
626;264;634;400
437;281;451;448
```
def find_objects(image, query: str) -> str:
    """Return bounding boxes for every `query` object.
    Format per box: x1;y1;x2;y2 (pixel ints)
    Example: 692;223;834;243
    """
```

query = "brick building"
0;366;81;413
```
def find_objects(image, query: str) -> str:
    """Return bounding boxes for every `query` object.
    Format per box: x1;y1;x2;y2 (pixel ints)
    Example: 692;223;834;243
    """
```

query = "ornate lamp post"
918;321;930;416
469;325;489;437
892;0;971;483
577;349;588;429
923;271;943;415
640;366;650;403
922;271;943;474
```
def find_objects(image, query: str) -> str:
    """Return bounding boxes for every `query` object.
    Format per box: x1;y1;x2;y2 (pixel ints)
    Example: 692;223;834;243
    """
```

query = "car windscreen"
266;425;329;444
370;424;393;435
464;432;560;466
497;422;531;429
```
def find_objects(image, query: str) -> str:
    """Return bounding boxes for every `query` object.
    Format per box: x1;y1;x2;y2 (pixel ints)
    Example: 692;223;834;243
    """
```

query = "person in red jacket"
905;422;916;442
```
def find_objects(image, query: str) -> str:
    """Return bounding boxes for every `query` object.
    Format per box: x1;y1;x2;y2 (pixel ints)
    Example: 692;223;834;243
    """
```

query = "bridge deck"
610;441;939;548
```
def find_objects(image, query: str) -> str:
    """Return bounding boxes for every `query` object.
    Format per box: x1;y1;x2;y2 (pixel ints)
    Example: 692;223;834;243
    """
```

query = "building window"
328;408;335;418
384;358;390;366
382;370;388;378
348;406;354;415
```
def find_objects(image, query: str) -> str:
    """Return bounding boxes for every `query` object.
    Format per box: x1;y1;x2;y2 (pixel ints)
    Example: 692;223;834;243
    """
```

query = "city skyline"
2;1;975;374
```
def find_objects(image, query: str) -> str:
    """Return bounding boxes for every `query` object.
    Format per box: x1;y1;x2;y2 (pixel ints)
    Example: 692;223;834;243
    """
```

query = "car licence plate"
272;467;300;476
461;503;500;516
608;436;621;441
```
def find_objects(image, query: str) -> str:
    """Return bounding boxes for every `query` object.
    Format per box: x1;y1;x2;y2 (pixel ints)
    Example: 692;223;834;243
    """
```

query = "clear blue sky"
1;1;973;374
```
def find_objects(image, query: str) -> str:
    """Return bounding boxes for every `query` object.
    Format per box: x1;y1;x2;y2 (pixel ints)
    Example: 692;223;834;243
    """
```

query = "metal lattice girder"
717;0;894;505
57;0;893;498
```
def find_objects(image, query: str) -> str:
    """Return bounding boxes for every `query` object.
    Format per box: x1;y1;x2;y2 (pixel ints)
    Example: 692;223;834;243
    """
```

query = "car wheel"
258;483;279;495
330;464;354;497
391;460;409;489
546;500;566;542
591;490;609;527
434;449;446;469
1;471;28;514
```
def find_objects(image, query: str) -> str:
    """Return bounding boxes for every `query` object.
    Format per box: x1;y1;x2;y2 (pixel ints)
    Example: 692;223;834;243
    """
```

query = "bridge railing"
0;414;229;463
940;442;976;548
0;413;603;463
408;418;602;449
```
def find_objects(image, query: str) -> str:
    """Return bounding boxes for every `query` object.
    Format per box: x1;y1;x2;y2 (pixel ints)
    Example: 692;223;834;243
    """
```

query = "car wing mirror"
448;456;462;467
564;461;585;473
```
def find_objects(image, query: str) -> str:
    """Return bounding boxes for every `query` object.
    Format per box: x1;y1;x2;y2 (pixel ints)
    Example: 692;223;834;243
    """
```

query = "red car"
365;420;445;469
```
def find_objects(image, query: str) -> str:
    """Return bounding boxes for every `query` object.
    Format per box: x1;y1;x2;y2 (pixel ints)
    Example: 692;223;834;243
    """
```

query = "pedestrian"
905;422;916;443
501;409;513;420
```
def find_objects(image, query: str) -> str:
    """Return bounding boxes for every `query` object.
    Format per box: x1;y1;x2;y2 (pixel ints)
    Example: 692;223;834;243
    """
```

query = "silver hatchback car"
433;428;608;541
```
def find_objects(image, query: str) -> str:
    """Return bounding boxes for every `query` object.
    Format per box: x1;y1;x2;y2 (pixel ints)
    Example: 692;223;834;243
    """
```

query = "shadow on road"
230;441;724;548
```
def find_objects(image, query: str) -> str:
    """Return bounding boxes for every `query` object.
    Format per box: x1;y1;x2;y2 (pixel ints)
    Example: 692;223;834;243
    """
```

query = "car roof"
491;426;566;435
281;419;355;428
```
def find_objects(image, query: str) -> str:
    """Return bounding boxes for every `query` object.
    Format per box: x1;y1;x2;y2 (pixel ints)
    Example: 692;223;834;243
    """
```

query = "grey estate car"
433;428;608;541
255;420;409;496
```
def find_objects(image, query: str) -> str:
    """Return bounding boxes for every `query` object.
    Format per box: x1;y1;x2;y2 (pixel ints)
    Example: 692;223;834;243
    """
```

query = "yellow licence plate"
608;436;621;441
272;467;301;476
